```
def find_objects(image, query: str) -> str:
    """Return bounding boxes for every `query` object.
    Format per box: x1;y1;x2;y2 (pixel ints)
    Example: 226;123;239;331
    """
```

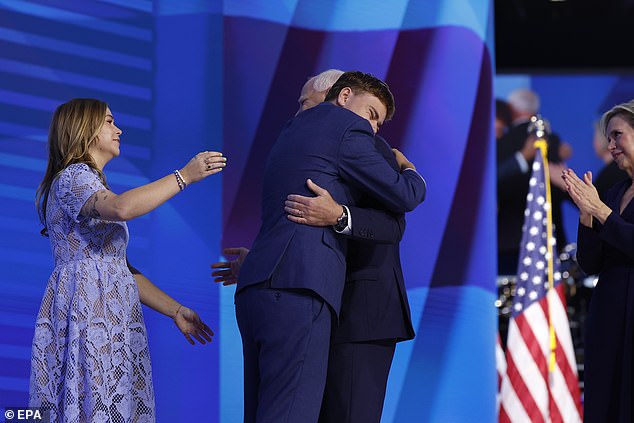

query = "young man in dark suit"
282;71;419;423
285;134;415;423
231;72;425;423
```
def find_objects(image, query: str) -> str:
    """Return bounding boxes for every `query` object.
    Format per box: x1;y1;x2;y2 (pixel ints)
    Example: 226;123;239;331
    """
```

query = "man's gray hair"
308;69;344;92
507;88;540;115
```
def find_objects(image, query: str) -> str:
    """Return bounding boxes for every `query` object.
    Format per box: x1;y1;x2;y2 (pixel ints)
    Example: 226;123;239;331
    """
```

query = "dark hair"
324;71;395;120
496;98;513;127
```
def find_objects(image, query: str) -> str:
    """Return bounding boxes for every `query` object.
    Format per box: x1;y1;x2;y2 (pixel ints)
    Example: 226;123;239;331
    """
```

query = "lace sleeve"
56;163;107;222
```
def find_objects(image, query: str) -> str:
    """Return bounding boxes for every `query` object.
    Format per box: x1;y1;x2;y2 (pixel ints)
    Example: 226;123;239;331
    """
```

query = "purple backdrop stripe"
428;36;494;290
314;30;400;81
392;24;497;423
383;26;492;290
223;21;330;248
223;17;292;224
224;0;489;40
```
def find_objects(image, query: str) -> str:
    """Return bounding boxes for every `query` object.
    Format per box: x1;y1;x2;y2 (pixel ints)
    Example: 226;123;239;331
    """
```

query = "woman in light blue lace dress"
30;99;226;422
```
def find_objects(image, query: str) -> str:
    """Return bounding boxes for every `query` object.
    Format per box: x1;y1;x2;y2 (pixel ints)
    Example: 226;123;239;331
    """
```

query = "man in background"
497;88;571;274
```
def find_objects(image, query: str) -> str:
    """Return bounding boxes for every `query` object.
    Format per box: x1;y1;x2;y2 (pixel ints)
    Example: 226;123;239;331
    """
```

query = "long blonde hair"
36;98;109;236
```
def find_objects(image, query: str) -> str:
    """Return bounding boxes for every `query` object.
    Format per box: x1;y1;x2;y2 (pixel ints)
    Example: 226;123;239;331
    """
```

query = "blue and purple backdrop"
0;1;497;422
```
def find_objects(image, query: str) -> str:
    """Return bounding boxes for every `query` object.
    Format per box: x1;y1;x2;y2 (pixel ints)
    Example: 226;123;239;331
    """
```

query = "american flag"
499;141;583;422
497;333;507;414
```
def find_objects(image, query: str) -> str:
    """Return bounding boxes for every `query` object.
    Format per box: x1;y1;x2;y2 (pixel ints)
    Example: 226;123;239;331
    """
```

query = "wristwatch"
334;206;348;232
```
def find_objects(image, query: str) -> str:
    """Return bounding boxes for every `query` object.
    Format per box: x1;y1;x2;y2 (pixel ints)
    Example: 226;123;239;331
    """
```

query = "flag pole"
534;139;557;375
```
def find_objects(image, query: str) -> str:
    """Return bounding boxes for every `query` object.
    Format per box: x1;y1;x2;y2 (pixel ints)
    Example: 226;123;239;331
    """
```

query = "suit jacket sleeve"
576;221;604;275
498;158;530;199
497;154;525;184
346;206;405;244
597;211;634;261
577;207;634;274
338;120;426;213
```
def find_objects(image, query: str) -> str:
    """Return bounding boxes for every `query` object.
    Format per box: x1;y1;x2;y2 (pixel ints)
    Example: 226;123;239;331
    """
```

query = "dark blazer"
333;136;415;344
594;161;628;202
497;153;524;184
577;179;634;422
238;103;426;314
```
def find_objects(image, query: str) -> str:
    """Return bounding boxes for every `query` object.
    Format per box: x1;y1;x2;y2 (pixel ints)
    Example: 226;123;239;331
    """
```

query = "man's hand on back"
286;179;342;226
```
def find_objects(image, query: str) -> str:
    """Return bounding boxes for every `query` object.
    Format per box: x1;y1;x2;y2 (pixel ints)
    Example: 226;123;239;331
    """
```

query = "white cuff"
403;167;426;187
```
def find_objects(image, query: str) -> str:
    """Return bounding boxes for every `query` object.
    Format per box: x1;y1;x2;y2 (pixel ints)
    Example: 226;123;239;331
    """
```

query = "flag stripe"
516;306;549;374
497;334;507;414
500;354;534;423
500;377;531;423
548;387;564;423
550;365;582;423
550;286;582;415
505;324;547;422
499;406;512;423
554;338;583;416
550;285;577;366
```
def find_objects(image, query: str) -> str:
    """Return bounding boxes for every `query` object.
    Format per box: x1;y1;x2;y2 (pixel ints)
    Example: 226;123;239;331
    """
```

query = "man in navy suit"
230;72;425;423
286;139;414;423
274;71;417;423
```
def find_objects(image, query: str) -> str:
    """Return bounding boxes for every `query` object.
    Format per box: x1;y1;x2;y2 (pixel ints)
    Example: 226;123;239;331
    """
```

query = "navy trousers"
319;339;397;423
236;282;332;423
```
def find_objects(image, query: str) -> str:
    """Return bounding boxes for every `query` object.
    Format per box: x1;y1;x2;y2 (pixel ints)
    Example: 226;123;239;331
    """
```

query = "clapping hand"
562;168;611;226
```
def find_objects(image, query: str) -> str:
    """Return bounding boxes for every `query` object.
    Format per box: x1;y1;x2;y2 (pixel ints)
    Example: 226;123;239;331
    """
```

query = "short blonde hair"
599;99;634;139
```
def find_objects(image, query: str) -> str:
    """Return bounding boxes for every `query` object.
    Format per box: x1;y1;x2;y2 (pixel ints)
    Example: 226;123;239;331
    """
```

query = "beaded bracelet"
175;169;187;188
173;170;187;191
